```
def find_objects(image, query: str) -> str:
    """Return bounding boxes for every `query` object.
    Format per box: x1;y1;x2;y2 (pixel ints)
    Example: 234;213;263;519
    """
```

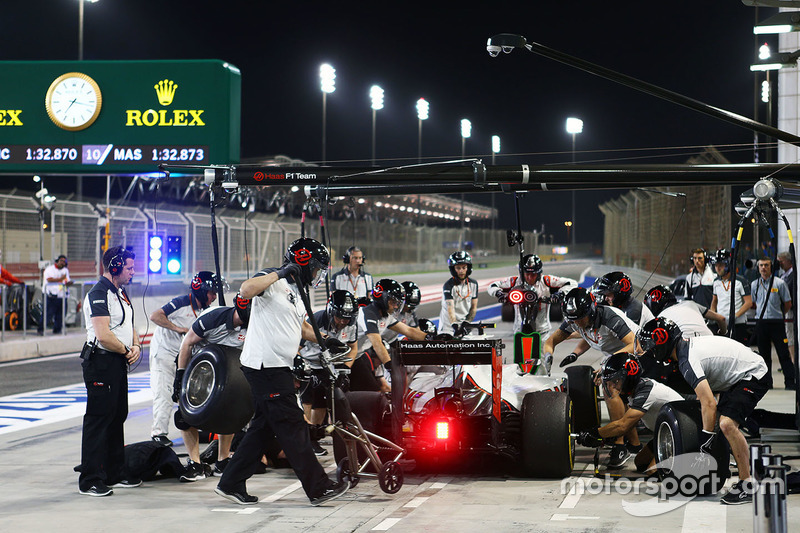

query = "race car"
342;325;600;479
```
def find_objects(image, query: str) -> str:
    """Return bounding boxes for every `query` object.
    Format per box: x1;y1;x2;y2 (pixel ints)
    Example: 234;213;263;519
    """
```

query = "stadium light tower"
566;117;583;247
416;98;429;163
320;63;336;165
370;85;384;166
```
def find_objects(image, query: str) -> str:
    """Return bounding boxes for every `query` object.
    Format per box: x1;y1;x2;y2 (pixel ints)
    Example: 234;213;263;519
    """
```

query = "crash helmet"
292;355;312;382
283;237;330;287
448;251;473;278
561;287;597;323
190;271;219;308
643;285;678;316
372;278;405;316
636;317;682;364
401;281;421;310
601;352;643;396
233;292;251;327
593;271;633;307
327;290;358;328
519;254;543;282
418;318;437;335
712;248;731;274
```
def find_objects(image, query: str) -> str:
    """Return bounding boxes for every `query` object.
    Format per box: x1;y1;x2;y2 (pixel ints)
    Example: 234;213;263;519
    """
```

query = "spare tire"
565;365;601;431
179;344;254;434
501;303;514;322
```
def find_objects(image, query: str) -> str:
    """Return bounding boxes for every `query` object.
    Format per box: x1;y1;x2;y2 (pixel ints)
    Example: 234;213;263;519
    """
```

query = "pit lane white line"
558;464;594;509
551;514;600;521
259;480;303;503
210;508;259;515
403;496;429;508
372;518;402;531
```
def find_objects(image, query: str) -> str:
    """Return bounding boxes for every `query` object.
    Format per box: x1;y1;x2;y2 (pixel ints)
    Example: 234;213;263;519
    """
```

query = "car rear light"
436;421;449;440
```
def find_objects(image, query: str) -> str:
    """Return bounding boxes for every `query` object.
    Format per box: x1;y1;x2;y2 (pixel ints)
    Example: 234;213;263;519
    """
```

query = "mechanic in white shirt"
644;284;726;338
331;246;374;301
684;247;715;308
40;254;73;335
216;238;349;507
710;248;751;344
439;251;479;335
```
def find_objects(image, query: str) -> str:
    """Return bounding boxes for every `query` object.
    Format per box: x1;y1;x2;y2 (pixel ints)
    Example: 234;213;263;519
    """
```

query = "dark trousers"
218;367;330;500
755;320;797;388
39;295;64;333
79;351;129;490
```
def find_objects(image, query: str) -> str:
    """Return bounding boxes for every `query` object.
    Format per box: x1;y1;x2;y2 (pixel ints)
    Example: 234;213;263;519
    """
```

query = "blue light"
149;235;163;249
167;258;182;274
148;233;164;273
149;259;162;272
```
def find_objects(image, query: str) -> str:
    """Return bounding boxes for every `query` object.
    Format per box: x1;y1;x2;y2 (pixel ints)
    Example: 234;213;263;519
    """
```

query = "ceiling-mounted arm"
486;33;800;148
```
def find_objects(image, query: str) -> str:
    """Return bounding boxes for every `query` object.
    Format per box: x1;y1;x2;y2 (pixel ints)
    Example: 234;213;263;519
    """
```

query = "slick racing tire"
501;303;514;322
521;391;574;478
654;400;730;496
333;391;389;464
549;302;563;323
565;365;601;432
179;344;254;435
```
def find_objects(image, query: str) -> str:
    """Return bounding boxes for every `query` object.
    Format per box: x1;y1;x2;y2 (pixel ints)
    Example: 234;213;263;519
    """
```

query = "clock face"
45;72;102;131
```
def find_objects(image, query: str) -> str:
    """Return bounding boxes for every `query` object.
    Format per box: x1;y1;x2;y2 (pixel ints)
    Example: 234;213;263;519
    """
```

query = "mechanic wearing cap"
751;257;796;390
331;246;374;302
148;271;219;447
173;293;251;481
488;254;576;337
644;284;725;338
298;289;359;456
710;248;752;344
78;246;141;497
353;279;428;392
440;251;479;336
577;352;683;474
591;271;654;326
637;317;769;505
546;287;639;468
216;238;349;506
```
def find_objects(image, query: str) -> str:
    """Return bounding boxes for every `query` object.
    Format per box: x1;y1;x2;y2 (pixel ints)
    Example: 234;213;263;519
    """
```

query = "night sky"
2;1;774;243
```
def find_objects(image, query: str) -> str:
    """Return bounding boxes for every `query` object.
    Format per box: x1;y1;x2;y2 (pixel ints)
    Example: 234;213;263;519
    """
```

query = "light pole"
759;43;773;163
320;63;336;165
370;85;384;166
491;135;500;231
564;220;573;244
460;119;471;248
416;98;429;163
566;117;583;247
78;0;99;61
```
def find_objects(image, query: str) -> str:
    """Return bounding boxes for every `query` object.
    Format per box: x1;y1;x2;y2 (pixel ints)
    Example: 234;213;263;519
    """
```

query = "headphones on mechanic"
689;248;708;270
107;248;125;277
342;246;365;265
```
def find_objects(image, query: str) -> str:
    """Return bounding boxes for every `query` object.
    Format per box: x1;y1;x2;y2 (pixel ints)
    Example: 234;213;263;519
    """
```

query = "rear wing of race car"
390;339;505;443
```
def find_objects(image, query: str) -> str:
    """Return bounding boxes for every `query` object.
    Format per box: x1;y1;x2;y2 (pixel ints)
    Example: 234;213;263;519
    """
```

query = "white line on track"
558;465;593;509
0;352;79;367
403;496;429;508
259;480;303;503
371;518;402;531
551;513;599;521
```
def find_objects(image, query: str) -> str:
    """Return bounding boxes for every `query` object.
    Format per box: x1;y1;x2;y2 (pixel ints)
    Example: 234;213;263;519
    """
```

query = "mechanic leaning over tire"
636;317;770;505
174;292;252;481
78;246;142;497
591;271;654;327
576;352;682;475
215;238;351;506
543;287;640;469
148;271;219;447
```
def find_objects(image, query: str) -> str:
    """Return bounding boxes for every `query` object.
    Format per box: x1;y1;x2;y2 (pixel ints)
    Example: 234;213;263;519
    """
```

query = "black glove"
418;318;437;335
384;359;392;373
577;427;603;448
699;430;716;455
550;291;565;305
323;337;349;357
452;322;465;337
277;262;302;281
559;352;579;368
496;290;508;304
171;368;185;403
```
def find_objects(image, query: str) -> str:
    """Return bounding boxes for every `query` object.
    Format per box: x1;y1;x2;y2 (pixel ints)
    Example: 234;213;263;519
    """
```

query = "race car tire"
501;303;514;322
654;400;730;496
178;344;254;435
378;461;404;494
549;302;563;323
521;391;574;478
565;365;601;431
333;391;389;464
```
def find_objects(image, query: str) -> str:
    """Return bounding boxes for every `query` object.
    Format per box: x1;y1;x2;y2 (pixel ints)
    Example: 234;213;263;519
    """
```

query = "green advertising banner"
0;60;240;173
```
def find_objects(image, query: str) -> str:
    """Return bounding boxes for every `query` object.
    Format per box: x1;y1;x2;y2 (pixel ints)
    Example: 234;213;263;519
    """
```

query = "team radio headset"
105;251;136;361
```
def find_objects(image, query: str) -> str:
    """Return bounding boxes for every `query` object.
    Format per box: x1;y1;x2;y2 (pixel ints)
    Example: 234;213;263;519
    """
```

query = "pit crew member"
439;251;479;336
644;284;726;337
331;246;374;301
592;271;654;326
710;248;752;344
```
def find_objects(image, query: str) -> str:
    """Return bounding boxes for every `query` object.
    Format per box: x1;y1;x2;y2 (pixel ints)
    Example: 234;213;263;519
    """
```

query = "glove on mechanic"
171;368;185;403
559;352;579;368
277;262;302;281
577;426;604;448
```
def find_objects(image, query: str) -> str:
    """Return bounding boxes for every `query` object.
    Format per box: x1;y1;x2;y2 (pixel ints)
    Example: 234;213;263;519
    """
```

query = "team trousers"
149;349;177;436
218;366;331;500
755;319;797;388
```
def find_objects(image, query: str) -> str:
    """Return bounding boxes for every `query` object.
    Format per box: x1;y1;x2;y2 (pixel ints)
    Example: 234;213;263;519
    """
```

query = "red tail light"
436;421;449;440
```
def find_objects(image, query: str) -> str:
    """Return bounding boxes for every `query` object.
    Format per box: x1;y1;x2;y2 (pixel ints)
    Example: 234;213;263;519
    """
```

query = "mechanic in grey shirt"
644;284;726;337
750;257;795;389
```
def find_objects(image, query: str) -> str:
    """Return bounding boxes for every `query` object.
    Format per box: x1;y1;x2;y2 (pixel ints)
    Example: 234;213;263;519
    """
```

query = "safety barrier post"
764;464;789;533
752;444;771;533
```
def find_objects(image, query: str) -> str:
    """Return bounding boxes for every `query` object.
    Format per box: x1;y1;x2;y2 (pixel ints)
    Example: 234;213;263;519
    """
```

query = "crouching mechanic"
148;271;219;447
352;279;428;392
637;317;770;505
439;251;478;336
174;293;251;481
298;289;359;455
545;287;640;468
216;238;349;506
577;352;683;474
382;281;422;347
488;254;576;337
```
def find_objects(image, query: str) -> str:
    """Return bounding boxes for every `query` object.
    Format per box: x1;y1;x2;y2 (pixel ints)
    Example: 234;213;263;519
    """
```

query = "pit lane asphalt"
1;262;798;532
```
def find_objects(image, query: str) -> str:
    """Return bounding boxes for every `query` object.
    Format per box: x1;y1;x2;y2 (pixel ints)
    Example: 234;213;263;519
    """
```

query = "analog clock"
45;72;102;131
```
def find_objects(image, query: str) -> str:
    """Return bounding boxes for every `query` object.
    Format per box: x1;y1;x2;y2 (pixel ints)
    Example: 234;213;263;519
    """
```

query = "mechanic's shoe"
180;460;209;482
109;478;142;488
215;485;258;505
626;443;643;454
311;440;328;456
721;480;753;505
310;480;350;506
213;458;229;475
151;434;173;447
606;444;631;469
79;483;113;497
200;439;219;464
